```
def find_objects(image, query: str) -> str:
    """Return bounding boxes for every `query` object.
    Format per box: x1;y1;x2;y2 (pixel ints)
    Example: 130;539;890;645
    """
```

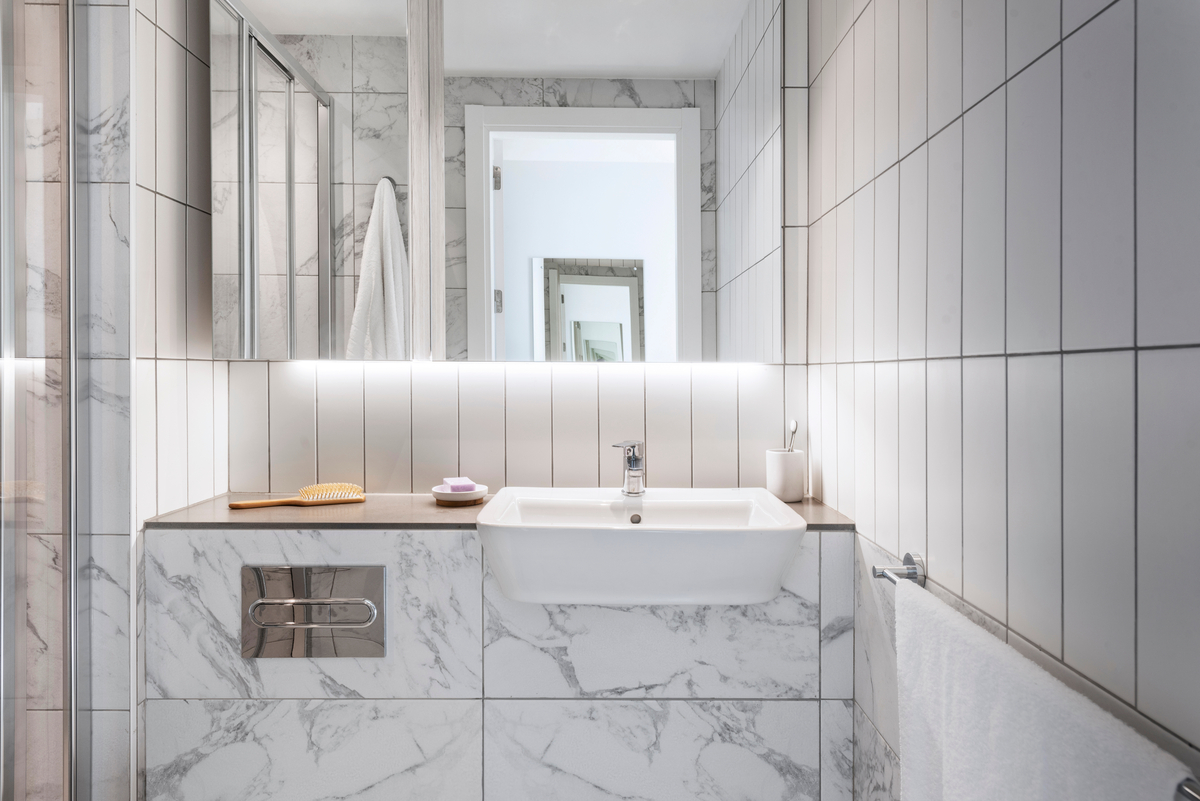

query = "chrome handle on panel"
247;597;378;629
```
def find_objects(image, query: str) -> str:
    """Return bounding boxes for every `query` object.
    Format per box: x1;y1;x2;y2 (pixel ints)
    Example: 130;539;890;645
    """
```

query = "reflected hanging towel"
895;580;1189;801
347;178;409;359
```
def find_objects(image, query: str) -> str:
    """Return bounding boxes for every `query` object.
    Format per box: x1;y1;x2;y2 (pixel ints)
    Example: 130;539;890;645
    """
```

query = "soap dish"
432;484;488;506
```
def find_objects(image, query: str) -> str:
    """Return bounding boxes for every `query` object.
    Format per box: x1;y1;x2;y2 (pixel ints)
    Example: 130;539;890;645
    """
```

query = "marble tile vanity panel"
483;534;821;699
145;529;482;699
854;534;899;753
146;699;482;801
821;699;854;801
853;702;901;801
484;699;820;801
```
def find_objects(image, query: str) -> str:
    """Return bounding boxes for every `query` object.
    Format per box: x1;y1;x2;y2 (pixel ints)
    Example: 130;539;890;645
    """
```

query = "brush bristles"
298;482;366;501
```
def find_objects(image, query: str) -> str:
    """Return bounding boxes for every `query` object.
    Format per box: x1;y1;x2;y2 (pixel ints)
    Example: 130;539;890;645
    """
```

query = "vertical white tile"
785;88;809;227
157;0;185;45
897;361;926;558
1063;351;1135;703
784;364;808;492
154;195;186;358
185;207;212;359
854;6;876;191
822;214;838;363
1007;354;1062;655
363;362;411;493
836;40;855;204
739;364;785;488
1007;0;1060;77
963;0;1005;108
785;227;808;364
1006;52;1062;354
1137;347;1200;745
962;88;1006;356
551;363;599;488
268;362;317;493
874;362;899;554
156;29;186;203
927;120;963;358
1062;1;1134;351
822;531;856;697
807;219;823;363
458;362;506;492
785;0;809;87
928;0;962;133
836;204;854;363
821;55;837;215
1137;0;1200;347
213;361;228;494
926;358;963;593
186;54;211;212
505;363;553;487
316;362;365;486
410;362;458;493
962;356;1006;622
156;360;188;513
135;361;157;526
187;0;210;61
853;185;875;361
836;364;855;517
821;364;839;506
874;0;899;174
874;166;899;360
808;364;824;500
853;363;875;538
810;0;823;78
703;293;717;362
692;364;740;488
897;0;927;156
135;187;156;358
598;364;645;489
645;363;692;487
185;360;214;504
898;146;927;360
228;361;269;492
136;14;156;192
808;76;823;224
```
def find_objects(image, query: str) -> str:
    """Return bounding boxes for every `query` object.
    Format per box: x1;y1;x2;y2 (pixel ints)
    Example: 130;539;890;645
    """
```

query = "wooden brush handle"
228;497;365;510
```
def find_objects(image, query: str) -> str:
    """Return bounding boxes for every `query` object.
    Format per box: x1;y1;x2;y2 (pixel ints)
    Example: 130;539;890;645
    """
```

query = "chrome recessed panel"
241;566;386;658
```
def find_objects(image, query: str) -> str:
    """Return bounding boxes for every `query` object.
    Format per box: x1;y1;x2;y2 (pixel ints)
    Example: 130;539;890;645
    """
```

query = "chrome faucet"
612;441;646;496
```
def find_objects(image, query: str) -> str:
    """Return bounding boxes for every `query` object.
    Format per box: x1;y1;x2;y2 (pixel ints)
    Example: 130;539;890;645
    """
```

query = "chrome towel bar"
1179;777;1200;801
872;552;926;587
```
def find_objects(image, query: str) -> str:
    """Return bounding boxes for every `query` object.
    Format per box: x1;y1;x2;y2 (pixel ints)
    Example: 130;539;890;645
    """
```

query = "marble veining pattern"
446;289;467;361
544;78;695;110
23;4;62;183
27;534;63;709
821;531;855;698
82;358;131;536
352;93;409;186
86;535;132;710
146;699;482;801
854;702;901;801
821;700;854;801
87;7;130;183
444;77;544;127
854;535;900;753
701;211;717;291
146;529;482;699
276;35;353;93
353;36;407;93
701;128;716;211
484;699;819;801
483;534;820;699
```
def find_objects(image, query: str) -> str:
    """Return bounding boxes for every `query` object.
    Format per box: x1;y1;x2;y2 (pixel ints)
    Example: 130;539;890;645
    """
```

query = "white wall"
500;159;677;361
805;0;1200;760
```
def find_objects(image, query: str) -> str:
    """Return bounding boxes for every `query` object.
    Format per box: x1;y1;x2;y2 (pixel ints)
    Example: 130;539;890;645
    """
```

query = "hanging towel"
347;178;409;359
895;580;1188;801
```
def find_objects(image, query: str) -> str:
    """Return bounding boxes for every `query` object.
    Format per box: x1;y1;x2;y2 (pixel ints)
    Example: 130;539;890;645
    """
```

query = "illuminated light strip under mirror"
222;0;788;363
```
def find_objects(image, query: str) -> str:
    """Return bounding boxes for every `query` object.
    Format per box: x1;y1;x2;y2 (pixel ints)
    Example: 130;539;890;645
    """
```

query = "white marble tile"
27;534;63;710
277;35;353;93
446;289;468;361
85;184;131;359
444;77;543;127
822;531;855;698
23;4;62;183
353;93;408;185
482;558;819;699
147;699;482;801
293;91;319;186
485;699;819;801
445;207;467;288
82;359;131;536
146;528;483;699
822;700;854;801
353;36;407;92
696;79;716;128
544;79;694;110
854;535;899;754
445;126;466;209
92;711;131;801
24;182;63;359
700;129;716;213
854;702;901;801
26;711;64;801
88;7;131;183
86;535;131;710
701;211;717;292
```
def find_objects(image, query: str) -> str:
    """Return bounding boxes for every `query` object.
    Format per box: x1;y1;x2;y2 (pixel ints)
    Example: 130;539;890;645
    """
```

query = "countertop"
145;492;856;531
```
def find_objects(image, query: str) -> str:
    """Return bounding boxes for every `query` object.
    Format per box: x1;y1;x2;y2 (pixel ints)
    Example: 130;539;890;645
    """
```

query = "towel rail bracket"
872;552;926;587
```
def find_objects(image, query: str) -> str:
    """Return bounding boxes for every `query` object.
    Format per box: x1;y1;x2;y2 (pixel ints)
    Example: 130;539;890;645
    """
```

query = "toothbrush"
787;420;798;452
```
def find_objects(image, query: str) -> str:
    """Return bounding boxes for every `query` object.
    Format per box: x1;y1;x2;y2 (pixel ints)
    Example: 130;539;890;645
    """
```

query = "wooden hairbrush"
228;483;366;509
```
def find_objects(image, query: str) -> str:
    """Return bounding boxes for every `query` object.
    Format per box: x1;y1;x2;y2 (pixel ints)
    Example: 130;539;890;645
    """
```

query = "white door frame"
464;105;702;361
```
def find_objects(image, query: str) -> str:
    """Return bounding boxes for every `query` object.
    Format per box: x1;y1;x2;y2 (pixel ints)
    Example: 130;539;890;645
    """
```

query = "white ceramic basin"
476;487;807;605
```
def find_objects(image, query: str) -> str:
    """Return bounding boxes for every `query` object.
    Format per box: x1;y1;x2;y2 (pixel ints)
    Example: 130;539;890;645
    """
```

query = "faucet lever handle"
612;440;645;468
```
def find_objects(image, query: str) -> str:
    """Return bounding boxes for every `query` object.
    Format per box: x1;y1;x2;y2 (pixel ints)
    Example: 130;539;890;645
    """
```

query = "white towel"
347;178;409;359
896;580;1188;801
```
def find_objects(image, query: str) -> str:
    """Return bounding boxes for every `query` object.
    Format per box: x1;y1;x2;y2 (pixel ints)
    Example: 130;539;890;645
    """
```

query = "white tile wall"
459;362;506;491
551;364;600;488
927;0;962;133
316;362;366;487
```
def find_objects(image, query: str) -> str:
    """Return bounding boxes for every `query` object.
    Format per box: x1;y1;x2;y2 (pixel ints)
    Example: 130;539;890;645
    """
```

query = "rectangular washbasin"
476;487;807;605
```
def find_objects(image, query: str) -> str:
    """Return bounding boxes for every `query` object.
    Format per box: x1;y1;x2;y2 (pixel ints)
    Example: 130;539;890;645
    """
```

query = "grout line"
1130;0;1138;709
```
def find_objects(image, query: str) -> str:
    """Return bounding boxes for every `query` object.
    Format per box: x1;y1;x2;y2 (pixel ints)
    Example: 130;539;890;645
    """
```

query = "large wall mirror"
217;0;785;363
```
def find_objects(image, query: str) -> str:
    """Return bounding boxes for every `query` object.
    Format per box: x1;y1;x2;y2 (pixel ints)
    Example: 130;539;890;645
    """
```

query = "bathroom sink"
476;487;807;605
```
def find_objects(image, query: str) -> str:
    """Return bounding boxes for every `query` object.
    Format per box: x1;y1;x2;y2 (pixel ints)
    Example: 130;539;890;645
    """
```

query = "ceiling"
247;0;746;79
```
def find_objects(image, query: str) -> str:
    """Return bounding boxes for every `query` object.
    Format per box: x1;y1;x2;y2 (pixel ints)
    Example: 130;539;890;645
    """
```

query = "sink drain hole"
630;514;641;524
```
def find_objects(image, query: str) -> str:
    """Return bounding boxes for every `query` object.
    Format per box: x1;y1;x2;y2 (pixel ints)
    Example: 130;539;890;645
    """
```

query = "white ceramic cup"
766;449;807;503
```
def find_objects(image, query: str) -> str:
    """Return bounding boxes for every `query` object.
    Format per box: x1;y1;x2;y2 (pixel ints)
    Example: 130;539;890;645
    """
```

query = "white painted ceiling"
247;0;746;79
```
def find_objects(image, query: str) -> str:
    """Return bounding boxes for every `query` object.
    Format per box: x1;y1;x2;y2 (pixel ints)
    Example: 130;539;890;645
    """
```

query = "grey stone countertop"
145;492;856;531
